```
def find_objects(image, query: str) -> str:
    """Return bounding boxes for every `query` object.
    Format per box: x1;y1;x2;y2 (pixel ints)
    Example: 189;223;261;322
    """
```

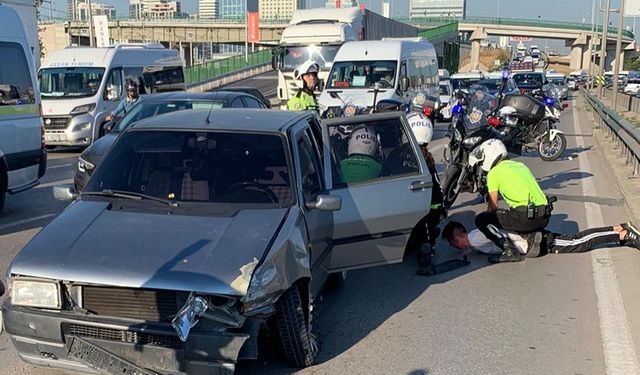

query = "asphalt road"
0;74;639;375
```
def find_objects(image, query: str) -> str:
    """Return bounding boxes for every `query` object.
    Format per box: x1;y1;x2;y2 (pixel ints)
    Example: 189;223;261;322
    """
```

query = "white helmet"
294;60;320;80
348;125;379;157
470;138;508;172
406;112;433;145
498;106;518;116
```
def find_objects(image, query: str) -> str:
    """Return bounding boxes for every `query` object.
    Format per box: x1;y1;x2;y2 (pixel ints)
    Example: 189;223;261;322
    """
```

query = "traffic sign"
187;31;194;40
626;0;640;16
510;36;532;42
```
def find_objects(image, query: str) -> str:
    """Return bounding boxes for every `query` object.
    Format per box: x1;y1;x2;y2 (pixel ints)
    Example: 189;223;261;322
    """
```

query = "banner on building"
93;15;110;48
626;0;640;16
510;36;532;42
247;12;260;43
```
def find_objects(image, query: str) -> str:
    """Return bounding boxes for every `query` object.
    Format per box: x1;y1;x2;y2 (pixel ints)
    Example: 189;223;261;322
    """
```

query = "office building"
199;0;218;18
260;0;305;20
410;0;466;19
324;0;358;8
129;0;183;19
218;0;243;19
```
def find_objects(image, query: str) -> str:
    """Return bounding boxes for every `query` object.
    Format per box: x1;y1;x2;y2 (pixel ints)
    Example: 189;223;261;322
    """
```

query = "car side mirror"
103;121;115;134
306;195;341;211
400;76;409;92
271;54;278;70
53;184;78;202
317;79;325;92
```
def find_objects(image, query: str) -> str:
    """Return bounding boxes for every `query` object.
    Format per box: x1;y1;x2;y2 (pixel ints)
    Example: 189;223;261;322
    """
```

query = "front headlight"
72;122;92;132
462;136;482;146
78;155;95;173
10;279;61;309
70;103;96;115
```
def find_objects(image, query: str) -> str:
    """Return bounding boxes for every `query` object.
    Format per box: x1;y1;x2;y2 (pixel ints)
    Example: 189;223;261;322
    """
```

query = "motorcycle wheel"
538;132;567;161
442;163;462;209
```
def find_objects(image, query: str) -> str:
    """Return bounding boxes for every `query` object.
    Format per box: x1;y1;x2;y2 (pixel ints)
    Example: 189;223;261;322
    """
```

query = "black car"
214;86;271;108
512;72;548;95
75;91;267;192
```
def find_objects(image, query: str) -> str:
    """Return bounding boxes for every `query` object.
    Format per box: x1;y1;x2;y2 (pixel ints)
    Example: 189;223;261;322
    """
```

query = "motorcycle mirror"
562;103;569;109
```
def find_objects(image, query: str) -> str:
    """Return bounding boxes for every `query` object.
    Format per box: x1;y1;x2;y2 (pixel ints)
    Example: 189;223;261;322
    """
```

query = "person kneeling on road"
340;125;382;184
441;220;640;258
473;139;553;263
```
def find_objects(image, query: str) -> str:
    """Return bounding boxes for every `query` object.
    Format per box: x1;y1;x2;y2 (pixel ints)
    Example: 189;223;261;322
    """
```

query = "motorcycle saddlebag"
501;95;545;124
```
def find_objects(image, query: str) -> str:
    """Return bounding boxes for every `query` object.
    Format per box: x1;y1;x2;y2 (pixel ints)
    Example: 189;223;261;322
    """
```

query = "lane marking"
47;163;73;170
572;103;640;374
36;178;73;189
0;214;56;232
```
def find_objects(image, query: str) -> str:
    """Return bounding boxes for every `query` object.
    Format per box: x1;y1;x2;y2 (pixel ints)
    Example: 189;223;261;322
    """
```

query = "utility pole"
612;0;627;110
244;0;248;63
87;0;95;47
598;0;611;98
589;0;596;89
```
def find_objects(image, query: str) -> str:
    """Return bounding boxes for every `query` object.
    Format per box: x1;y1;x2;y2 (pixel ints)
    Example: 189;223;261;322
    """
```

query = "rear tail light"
423;106;433;117
41;122;45;150
488;116;501;127
519;89;526;95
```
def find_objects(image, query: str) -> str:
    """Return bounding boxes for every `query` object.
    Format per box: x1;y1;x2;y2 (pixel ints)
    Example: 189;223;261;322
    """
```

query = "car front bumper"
44;113;95;147
2;302;250;375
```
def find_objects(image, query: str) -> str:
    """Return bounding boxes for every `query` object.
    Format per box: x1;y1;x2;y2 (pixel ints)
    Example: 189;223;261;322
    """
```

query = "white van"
0;4;46;211
318;38;439;113
39;43;185;147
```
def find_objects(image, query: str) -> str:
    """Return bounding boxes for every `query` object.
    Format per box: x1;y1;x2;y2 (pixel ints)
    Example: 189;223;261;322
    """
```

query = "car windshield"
513;73;543;86
549;78;565;86
327;60;397;89
476;79;501;93
39;67;105;98
282;45;340;71
85;130;293;206
115;100;224;132
450;77;482;90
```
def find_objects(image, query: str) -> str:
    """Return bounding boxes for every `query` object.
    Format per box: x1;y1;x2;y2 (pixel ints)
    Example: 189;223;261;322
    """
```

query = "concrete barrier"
187;64;273;93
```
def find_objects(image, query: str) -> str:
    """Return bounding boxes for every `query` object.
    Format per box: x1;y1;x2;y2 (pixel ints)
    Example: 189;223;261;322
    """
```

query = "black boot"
416;243;437;275
525;231;543;258
488;236;525;263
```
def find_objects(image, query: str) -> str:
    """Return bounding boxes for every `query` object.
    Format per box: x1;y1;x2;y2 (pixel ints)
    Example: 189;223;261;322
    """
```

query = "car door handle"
410;180;433;191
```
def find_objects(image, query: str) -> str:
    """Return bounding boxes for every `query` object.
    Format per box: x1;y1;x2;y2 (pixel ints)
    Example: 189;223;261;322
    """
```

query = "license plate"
68;336;158;375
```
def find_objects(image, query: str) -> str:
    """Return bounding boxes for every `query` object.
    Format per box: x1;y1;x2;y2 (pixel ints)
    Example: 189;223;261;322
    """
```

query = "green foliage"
623;55;640;71
496;48;509;63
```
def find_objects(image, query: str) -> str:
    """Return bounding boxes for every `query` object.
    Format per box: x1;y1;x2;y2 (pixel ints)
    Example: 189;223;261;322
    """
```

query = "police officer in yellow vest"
287;60;320;112
473;139;553;263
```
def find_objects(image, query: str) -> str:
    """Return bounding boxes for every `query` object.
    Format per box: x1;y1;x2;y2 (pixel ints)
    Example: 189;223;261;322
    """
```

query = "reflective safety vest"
287;90;318;112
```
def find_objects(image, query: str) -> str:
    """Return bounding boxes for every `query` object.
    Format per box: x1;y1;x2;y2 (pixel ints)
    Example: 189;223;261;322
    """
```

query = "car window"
328;118;420;186
296;131;322;203
0;42;36;108
242;96;264;108
103;68;122;102
230;98;244;108
85;130;293;206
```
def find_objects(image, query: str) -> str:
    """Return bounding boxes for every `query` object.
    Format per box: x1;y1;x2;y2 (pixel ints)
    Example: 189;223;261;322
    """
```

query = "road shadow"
236;210;490;374
537;168;593;191
0;188;68;236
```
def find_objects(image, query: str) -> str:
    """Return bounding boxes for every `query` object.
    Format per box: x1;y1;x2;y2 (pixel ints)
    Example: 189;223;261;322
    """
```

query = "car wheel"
275;285;319;367
325;271;347;290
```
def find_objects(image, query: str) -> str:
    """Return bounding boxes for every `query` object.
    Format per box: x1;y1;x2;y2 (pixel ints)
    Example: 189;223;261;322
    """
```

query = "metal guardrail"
184;49;271;85
400;16;635;39
581;88;640;175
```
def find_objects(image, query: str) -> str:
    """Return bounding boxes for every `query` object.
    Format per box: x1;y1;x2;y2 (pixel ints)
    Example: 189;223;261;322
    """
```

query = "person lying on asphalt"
441;220;640;259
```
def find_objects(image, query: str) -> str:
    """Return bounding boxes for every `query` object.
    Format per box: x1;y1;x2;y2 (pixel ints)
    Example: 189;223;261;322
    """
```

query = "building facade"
198;0;218;18
259;0;305;20
410;0;466;19
218;0;243;19
324;0;358;8
129;0;183;19
76;2;116;21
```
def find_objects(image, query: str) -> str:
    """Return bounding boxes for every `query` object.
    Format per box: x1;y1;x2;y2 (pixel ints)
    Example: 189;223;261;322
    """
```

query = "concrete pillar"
582;45;591;70
570;45;584;70
468;27;488;71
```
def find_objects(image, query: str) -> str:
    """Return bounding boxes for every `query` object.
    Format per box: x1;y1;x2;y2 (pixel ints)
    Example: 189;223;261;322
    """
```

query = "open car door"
322;112;433;272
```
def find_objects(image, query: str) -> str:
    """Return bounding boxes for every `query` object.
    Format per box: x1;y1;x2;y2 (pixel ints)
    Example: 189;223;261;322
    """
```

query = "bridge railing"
401;16;635;39
418;21;458;41
581;88;640;175
184;49;271;85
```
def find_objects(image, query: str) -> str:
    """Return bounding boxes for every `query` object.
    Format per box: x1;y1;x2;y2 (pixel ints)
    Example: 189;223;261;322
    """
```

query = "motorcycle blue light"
452;104;464;115
544;97;555;106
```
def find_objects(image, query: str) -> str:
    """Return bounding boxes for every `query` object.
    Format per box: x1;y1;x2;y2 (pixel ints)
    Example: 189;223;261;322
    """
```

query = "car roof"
129;108;310;133
139;91;251;102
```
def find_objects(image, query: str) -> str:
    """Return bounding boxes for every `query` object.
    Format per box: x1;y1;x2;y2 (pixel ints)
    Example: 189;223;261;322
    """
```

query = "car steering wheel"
223;182;278;203
377;79;392;88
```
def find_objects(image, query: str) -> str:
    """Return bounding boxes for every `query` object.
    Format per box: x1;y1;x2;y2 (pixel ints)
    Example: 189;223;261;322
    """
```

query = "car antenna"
204;92;219;125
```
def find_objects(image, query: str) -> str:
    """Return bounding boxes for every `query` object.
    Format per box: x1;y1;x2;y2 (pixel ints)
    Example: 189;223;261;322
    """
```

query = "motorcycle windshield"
542;83;561;100
462;86;497;131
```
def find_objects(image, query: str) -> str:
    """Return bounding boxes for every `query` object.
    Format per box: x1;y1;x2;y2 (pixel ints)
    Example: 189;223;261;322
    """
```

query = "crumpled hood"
10;201;289;296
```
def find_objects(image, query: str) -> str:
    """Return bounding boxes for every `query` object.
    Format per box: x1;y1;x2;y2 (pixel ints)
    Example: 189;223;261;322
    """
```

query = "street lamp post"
598;0;611;98
612;0;627;110
244;0;248;63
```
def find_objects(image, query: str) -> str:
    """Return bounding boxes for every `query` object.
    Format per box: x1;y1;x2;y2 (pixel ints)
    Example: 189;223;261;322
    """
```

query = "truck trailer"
272;7;417;108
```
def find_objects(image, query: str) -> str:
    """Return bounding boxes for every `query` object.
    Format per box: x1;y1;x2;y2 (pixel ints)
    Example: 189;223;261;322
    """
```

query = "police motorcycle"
497;83;567;161
441;85;503;209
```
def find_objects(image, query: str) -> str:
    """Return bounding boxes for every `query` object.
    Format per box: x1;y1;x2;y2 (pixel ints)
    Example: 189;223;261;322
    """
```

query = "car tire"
274;285;319;367
325;271;347;290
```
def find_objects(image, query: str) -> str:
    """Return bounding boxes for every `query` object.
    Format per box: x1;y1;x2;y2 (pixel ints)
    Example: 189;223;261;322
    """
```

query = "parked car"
74;91;267;192
3;109;433;374
512;71;548;95
213;86;271;108
546;73;569;99
477;74;519;96
624;78;640;95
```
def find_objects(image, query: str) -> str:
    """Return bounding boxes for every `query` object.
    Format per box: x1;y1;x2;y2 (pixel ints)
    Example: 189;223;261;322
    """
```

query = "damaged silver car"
2;109;433;374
